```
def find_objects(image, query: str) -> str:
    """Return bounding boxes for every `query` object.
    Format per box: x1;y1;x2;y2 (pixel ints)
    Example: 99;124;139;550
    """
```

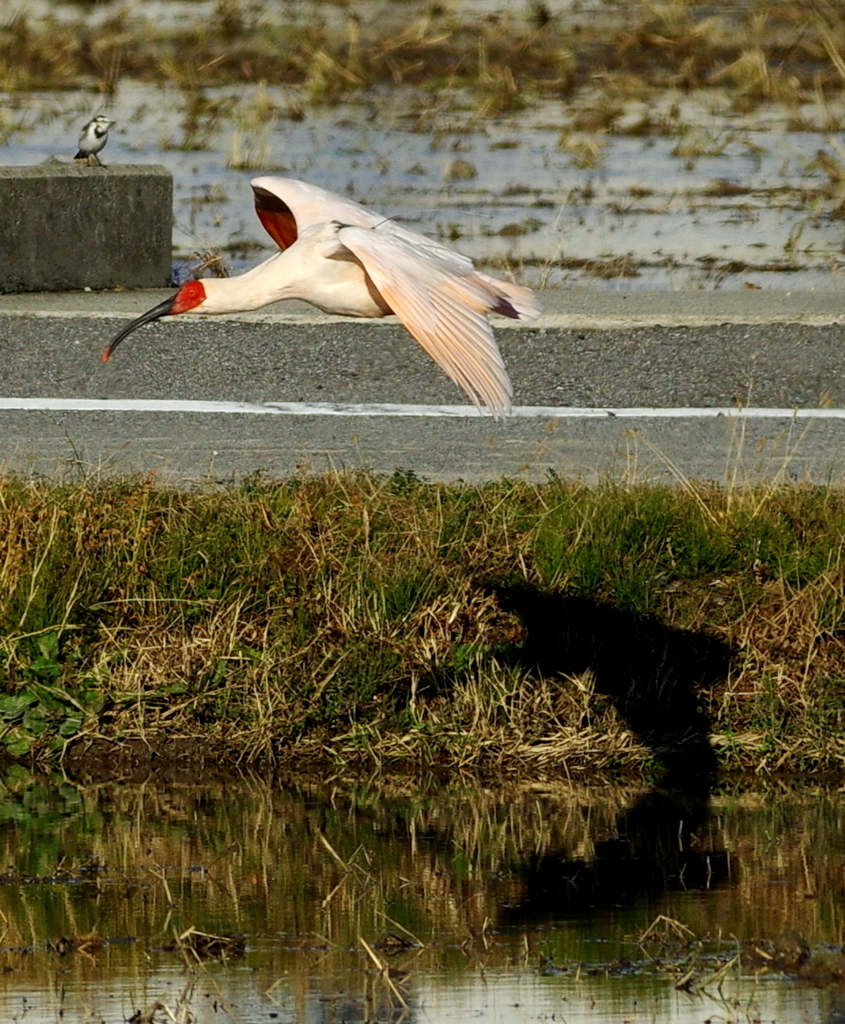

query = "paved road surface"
1;289;843;483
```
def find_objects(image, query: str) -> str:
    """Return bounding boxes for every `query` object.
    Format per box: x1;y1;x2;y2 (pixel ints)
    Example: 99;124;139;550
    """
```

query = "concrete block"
0;164;172;292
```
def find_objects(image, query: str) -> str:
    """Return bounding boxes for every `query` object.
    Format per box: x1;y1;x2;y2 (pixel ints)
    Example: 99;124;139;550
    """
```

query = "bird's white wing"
378;220;541;322
250;179;541;324
337;224;514;417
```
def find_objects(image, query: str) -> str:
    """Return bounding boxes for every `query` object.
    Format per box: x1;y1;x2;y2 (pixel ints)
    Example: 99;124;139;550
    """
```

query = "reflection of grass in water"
0;470;845;771
0;773;844;1011
0;777;636;976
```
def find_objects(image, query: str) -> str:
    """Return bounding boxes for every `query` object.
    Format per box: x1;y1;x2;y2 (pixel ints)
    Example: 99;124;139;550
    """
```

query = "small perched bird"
74;115;114;165
100;177;540;417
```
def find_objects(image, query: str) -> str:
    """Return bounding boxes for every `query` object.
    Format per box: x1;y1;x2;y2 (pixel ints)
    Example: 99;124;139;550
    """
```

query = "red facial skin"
170;280;207;315
100;280;207;362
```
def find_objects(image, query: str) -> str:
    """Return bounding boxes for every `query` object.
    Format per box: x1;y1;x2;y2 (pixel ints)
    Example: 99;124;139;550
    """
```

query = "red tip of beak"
100;349;112;363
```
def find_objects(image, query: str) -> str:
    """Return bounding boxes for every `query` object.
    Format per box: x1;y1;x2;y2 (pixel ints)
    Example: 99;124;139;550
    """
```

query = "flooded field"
4;0;845;290
7;81;845;293
1;772;844;1023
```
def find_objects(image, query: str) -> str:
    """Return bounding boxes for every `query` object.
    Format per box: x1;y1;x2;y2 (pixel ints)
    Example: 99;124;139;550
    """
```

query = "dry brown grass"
1;472;845;774
2;0;845;116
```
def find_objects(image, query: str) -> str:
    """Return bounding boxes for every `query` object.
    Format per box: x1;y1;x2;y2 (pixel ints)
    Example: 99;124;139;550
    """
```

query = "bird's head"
100;279;207;363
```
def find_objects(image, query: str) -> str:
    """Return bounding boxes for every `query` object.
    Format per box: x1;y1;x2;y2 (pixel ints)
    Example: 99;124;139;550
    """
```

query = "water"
4;77;845;291
0;770;843;1023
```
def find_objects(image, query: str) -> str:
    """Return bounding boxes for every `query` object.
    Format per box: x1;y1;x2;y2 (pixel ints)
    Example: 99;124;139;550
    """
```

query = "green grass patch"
1;472;845;774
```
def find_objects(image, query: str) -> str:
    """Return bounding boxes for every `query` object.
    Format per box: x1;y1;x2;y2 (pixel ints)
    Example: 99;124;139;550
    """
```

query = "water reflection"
0;770;841;1022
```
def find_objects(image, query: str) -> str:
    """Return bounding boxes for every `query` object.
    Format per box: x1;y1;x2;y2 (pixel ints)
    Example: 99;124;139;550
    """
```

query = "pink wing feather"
337;223;518;417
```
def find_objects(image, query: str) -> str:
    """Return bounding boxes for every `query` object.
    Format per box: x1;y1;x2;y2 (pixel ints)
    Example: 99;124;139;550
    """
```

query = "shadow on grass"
493;584;734;918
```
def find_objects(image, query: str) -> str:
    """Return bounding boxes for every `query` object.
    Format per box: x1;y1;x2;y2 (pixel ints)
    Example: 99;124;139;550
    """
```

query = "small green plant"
0;633;105;758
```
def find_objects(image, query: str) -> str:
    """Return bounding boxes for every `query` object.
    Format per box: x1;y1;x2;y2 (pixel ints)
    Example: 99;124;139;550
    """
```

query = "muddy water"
5;80;845;291
0;772;843;1023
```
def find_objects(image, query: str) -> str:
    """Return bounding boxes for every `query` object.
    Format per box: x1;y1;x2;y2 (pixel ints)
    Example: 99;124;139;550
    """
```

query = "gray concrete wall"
0;165;172;292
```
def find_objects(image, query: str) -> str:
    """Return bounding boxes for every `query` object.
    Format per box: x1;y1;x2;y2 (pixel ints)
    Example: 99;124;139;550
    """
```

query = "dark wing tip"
491;296;521;319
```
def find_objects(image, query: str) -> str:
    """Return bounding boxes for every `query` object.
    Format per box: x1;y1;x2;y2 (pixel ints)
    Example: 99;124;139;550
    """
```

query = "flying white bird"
101;176;541;416
75;115;114;165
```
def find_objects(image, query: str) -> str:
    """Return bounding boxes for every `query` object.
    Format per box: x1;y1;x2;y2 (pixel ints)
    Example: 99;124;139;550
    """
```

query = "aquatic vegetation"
4;2;845;289
2;0;845;114
163;926;245;962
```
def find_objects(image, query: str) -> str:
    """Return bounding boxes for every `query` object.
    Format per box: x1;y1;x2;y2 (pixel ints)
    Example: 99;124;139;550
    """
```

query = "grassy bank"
1;471;844;775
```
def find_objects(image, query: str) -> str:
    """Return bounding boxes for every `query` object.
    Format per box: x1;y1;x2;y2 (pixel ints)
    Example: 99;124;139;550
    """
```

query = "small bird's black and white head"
75;115;114;164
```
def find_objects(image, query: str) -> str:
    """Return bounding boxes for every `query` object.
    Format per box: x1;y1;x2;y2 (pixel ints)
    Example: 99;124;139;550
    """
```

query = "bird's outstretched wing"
251;176;381;251
337;224;516;417
366;220;540;322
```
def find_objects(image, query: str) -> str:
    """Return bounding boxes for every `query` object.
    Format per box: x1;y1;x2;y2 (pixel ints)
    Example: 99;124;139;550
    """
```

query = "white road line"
1;398;845;419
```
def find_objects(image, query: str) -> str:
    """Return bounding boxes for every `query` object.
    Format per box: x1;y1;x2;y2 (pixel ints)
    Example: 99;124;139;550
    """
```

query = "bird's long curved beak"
100;294;176;363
